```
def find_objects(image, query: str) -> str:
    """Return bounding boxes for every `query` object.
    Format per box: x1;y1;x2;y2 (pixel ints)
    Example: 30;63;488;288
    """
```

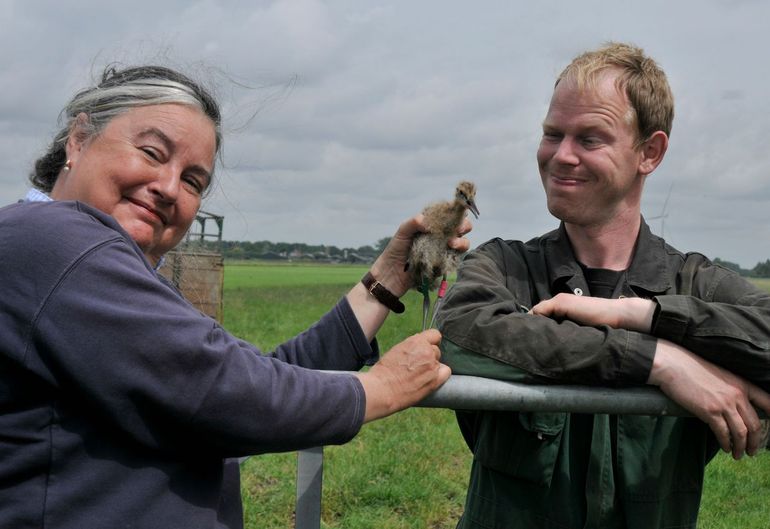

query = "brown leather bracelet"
361;272;405;314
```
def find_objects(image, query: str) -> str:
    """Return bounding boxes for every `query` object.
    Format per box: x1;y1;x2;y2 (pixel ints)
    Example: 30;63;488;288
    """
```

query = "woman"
0;65;469;529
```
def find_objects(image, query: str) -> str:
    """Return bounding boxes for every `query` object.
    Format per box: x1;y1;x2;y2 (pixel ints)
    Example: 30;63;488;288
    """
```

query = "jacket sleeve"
436;239;656;386
27;239;371;456
652;255;770;390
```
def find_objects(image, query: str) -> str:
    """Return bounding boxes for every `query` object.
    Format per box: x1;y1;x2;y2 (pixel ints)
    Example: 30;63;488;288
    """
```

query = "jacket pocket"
618;416;711;502
472;411;566;487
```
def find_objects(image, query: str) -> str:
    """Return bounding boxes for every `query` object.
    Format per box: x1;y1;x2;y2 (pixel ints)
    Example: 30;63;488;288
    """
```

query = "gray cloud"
2;0;770;267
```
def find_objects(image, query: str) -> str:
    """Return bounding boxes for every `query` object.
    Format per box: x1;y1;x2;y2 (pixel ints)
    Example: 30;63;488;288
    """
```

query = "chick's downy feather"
408;181;479;291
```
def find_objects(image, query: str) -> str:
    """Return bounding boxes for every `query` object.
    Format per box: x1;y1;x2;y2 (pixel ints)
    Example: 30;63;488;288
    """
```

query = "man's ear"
64;113;92;164
638;131;668;176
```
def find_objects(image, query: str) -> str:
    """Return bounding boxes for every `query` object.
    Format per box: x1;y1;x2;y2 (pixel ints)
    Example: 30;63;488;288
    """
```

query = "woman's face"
52;104;217;263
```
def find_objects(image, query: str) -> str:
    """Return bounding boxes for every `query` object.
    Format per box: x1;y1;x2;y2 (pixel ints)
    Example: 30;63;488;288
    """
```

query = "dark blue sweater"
0;200;375;528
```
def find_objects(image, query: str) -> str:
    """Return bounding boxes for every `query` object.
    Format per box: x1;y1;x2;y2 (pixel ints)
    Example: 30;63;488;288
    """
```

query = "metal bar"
415;375;691;415
417;375;768;417
295;446;324;529
293;374;767;528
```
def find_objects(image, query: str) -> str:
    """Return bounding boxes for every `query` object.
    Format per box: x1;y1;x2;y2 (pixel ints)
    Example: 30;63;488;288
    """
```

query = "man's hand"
530;293;656;333
533;294;770;457
648;339;770;459
355;329;451;423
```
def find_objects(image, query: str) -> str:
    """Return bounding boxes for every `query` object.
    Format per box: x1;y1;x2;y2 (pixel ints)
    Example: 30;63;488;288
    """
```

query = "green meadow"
223;262;770;529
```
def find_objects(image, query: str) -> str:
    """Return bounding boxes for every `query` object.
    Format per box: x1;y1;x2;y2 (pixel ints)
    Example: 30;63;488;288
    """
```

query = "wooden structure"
157;210;225;322
158;250;224;322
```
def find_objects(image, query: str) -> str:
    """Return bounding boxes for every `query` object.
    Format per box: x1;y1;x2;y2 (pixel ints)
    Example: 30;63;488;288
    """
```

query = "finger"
704;414;733;455
723;410;749;459
746;420;763;457
748;384;770;417
529;299;553;316
744;384;770;455
738;399;764;456
419;328;442;344
391;215;424;241
410;213;428;234
446;219;474;251
436;363;452;385
447;237;470;252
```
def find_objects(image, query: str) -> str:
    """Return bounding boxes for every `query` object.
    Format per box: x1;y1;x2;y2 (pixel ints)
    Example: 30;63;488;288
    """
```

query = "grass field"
223;262;770;529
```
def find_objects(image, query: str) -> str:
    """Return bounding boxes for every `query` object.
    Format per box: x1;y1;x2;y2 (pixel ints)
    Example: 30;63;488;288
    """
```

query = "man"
436;42;770;529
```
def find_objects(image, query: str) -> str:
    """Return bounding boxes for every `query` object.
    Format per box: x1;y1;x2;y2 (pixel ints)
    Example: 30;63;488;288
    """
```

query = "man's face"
536;71;646;228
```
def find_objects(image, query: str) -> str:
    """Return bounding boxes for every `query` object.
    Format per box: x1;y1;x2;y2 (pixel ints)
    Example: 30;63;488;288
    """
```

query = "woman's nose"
148;169;180;203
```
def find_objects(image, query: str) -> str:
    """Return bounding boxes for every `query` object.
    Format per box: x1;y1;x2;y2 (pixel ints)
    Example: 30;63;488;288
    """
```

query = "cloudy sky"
2;0;769;268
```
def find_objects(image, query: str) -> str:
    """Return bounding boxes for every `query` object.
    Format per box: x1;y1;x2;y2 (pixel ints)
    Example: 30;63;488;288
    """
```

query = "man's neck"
564;212;641;271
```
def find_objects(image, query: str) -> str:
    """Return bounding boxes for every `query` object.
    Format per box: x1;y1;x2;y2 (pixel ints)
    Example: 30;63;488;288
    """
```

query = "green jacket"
436;220;770;529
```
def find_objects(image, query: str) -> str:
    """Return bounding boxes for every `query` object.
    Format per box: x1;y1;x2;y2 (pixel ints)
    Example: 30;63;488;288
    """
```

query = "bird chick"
408;181;479;329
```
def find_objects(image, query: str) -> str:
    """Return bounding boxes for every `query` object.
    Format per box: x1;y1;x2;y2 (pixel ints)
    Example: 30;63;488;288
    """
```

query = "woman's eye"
141;147;162;161
141;145;170;162
183;175;204;194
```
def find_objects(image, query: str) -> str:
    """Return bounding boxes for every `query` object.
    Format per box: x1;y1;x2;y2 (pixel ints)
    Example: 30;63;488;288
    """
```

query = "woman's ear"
64;113;92;164
638;131;668;176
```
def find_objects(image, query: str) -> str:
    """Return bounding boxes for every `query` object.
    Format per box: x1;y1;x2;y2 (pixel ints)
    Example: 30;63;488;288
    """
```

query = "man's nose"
553;138;580;165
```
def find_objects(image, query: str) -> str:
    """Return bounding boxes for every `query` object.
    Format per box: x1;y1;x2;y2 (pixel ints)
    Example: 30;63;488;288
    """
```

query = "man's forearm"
530;294;656;333
647;338;770;459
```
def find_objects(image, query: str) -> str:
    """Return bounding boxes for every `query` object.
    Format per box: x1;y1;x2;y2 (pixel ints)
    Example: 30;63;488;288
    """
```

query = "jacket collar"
543;217;672;296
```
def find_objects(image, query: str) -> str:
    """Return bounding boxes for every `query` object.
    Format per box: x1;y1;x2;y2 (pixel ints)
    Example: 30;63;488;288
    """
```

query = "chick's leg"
428;275;448;329
419;278;431;331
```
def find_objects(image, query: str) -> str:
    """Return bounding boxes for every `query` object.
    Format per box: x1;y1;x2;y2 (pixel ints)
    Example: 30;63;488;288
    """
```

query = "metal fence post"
295;446;324;529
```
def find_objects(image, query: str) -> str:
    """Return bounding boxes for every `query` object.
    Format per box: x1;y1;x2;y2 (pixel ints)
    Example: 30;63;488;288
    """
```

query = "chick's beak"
466;199;480;219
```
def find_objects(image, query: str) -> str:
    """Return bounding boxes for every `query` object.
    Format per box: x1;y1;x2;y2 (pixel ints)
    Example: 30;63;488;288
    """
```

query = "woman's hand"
369;214;473;297
355;329;451;422
347;214;472;340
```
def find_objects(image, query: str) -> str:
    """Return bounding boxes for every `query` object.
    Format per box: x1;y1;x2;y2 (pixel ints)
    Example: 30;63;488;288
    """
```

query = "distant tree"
376;237;392;253
713;257;747;275
356;245;377;258
212;239;770;273
751;259;770;278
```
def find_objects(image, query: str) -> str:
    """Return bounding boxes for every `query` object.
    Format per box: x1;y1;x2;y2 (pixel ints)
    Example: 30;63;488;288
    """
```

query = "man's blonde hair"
556;42;674;145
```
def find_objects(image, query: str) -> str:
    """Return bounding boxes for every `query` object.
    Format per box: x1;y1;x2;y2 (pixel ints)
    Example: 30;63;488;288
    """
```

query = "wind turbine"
648;183;673;237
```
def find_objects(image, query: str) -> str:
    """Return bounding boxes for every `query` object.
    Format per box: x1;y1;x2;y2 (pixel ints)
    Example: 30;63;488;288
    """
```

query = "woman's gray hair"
30;65;222;193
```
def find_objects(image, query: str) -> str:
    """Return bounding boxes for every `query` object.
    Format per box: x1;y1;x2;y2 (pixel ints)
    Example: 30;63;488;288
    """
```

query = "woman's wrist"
345;264;409;341
361;271;405;313
369;253;411;298
346;281;390;342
